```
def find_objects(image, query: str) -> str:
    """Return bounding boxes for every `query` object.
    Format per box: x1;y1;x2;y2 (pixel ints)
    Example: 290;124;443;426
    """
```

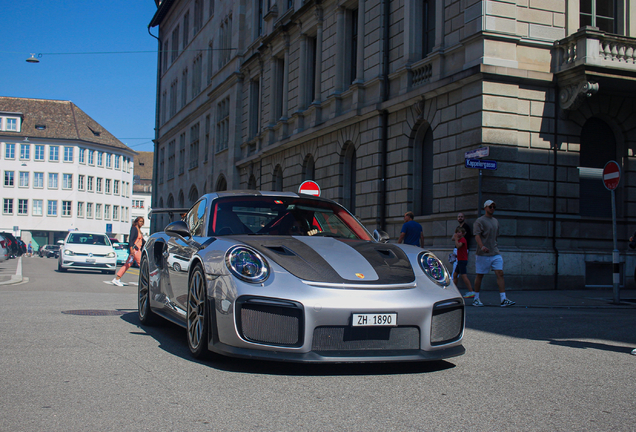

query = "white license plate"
352;313;397;327
86;258;96;263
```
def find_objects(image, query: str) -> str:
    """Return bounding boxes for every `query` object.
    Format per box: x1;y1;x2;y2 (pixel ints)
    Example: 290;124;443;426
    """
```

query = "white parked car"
58;232;117;274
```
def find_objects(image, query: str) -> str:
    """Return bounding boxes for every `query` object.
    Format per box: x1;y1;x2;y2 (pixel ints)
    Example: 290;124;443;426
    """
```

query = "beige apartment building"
149;0;636;289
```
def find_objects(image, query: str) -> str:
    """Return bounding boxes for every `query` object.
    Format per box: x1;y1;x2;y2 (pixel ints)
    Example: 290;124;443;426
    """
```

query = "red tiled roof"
0;96;133;152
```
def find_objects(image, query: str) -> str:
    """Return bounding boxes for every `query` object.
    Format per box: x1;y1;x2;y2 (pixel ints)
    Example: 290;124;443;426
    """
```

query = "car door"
166;198;208;314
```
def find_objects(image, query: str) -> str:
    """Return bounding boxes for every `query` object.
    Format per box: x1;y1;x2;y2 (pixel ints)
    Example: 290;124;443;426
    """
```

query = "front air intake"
430;300;464;345
236;297;304;347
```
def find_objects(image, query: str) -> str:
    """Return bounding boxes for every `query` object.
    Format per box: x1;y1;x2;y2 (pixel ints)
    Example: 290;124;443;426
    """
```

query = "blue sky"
3;0;159;153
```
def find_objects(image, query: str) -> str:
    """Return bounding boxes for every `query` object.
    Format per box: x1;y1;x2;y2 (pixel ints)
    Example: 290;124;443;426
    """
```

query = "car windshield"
207;196;371;240
67;233;110;246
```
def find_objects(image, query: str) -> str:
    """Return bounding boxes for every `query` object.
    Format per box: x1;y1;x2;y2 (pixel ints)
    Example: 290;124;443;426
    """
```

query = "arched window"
167;194;174;208
273;165;283;191
342;143;356;213
413;124;433;215
189;185;199;205
216;175;227;191
178;190;185;207
579;117;617;218
302;154;315;181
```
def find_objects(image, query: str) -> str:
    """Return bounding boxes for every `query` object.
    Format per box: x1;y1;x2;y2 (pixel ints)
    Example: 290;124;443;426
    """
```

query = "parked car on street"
0;235;8;262
138;191;465;363
43;245;61;258
0;232;21;258
39;245;51;257
58;232;117;274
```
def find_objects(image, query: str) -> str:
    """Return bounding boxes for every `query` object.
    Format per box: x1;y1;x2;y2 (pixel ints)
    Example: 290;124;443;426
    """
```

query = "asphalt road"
0;257;635;431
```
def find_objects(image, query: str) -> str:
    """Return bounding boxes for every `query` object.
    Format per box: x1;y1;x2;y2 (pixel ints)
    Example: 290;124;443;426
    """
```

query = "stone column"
298;33;308;109
313;7;323;104
282;32;290;120
354;0;365;84
268;48;277;126
335;6;345;92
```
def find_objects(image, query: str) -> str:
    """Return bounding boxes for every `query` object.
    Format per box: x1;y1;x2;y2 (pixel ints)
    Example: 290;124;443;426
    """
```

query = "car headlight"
225;246;269;283
418;252;450;287
107;252;116;258
64;249;75;256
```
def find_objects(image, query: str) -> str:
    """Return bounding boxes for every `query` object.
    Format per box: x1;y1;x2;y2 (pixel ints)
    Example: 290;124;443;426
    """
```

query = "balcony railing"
555;26;636;73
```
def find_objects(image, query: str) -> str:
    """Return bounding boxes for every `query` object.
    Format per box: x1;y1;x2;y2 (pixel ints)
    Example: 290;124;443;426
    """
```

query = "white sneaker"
112;278;124;287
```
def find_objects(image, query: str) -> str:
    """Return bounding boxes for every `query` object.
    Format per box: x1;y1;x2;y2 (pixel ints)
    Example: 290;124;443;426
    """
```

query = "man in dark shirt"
398;211;424;247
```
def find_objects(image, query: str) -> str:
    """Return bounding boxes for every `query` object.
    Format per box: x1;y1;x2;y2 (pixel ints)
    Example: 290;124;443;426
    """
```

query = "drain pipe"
148;25;162;234
378;0;390;231
553;84;560;290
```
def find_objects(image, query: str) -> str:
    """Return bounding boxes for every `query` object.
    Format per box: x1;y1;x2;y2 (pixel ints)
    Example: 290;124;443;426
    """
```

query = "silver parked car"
138;191;465;363
58;232;117;274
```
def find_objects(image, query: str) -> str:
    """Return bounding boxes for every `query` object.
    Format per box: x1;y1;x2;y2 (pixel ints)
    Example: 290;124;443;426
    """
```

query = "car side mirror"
373;229;390;243
165;221;191;238
57;240;64;245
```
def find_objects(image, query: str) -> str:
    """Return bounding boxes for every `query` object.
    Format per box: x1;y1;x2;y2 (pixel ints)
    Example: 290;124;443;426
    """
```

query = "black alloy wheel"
138;256;157;325
187;264;209;359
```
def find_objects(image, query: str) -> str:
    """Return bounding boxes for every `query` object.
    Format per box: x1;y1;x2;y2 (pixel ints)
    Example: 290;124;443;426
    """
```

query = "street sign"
464;147;489;159
465;158;497;170
602;160;621;191
298;180;321;196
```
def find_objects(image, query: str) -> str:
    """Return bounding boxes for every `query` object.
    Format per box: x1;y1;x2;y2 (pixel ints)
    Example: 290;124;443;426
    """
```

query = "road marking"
104;280;137;286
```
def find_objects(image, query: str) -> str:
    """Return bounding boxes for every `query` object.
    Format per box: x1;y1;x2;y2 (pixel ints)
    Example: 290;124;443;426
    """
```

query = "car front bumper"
60;256;117;271
206;270;465;363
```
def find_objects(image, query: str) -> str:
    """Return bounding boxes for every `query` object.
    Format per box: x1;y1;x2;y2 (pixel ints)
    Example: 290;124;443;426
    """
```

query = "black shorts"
455;260;468;275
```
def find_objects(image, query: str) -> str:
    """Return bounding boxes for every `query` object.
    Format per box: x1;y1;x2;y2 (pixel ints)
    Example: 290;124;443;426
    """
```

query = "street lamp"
26;54;39;63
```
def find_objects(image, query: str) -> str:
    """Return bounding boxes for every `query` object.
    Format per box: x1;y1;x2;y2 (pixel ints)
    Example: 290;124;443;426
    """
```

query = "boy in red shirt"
452;226;473;296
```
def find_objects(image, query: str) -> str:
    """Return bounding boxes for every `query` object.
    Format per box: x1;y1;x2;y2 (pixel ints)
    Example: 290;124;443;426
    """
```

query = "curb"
0;256;23;286
0;275;24;286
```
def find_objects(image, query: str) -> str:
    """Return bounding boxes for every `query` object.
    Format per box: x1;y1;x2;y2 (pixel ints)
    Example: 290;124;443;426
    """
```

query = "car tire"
187;264;210;359
57;261;66;272
138;256;158;326
173;262;181;272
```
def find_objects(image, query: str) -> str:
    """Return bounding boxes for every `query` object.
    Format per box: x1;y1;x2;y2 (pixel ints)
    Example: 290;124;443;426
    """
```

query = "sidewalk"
463;289;636;309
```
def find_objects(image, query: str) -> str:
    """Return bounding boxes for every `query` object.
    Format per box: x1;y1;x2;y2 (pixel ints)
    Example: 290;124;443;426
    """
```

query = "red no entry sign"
298;180;321;196
602;161;621;191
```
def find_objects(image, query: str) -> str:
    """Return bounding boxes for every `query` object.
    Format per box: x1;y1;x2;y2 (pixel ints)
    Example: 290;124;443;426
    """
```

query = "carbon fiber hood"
230;235;415;284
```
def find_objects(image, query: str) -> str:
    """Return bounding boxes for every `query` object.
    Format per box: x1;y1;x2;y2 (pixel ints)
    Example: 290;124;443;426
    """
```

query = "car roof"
203;190;343;207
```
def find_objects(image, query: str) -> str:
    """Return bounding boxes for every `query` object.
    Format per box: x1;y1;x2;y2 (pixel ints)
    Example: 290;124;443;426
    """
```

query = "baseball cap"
484;199;495;208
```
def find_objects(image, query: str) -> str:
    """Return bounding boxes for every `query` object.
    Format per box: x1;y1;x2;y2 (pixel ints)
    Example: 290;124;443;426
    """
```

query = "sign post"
602;160;621;304
464;148;495;216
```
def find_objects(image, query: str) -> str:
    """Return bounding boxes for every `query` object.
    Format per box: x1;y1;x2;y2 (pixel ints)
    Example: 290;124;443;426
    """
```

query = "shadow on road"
547;339;634;354
120;312;457;376
465;307;636;353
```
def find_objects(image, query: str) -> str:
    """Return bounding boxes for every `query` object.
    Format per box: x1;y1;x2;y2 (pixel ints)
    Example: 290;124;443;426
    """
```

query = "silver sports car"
138;191;465;363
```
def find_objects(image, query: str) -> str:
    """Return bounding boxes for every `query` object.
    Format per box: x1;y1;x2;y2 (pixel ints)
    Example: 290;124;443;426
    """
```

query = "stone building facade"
149;0;636;289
